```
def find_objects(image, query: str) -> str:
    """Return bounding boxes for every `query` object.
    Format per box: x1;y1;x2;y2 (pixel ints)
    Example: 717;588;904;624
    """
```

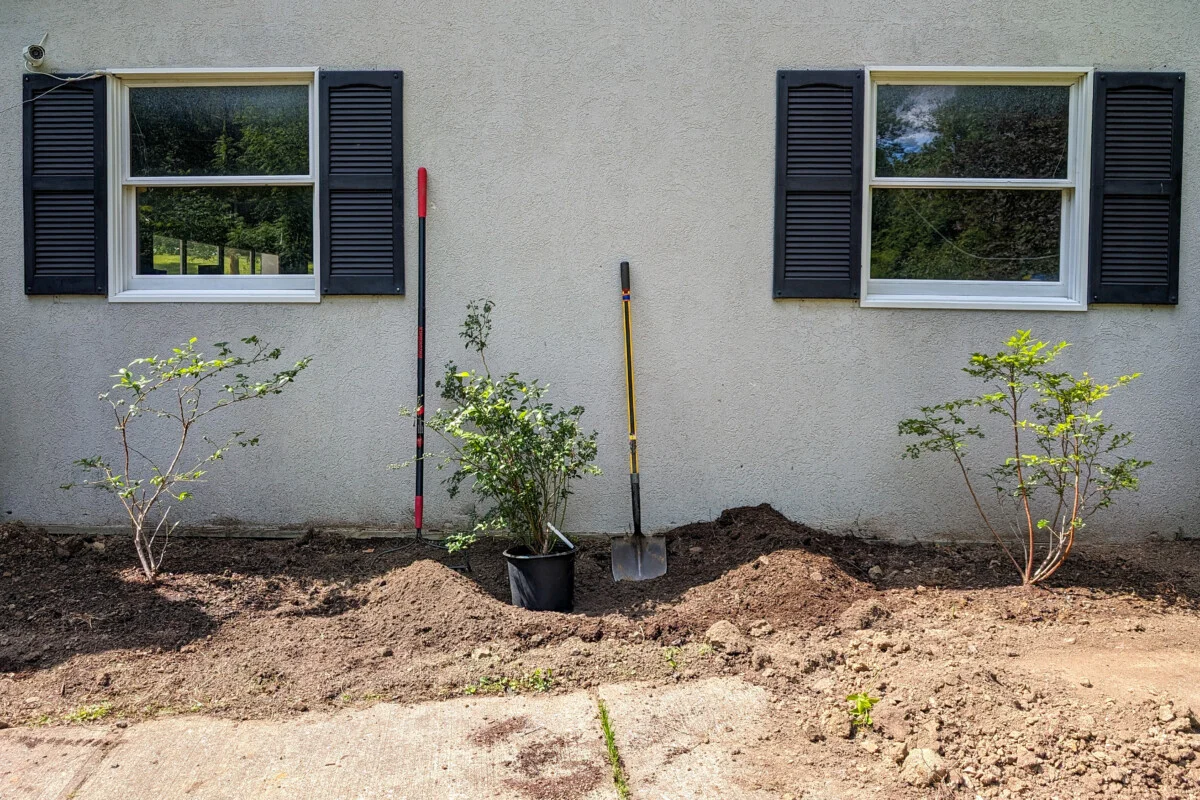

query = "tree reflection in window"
129;85;312;277
136;187;313;275
872;85;1070;281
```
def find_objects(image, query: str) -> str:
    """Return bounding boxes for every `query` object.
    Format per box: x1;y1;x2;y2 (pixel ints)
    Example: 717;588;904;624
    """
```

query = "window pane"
130;85;309;177
871;189;1061;281
136;186;313;275
875;85;1070;179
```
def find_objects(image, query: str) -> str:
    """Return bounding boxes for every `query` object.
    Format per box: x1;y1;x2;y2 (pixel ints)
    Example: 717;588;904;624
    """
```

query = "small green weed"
444;531;478;554
697;643;714;658
662;647;681;671
525;667;554;692
597;699;631;800
846;693;880;728
463;676;507;695
64;703;113;723
462;668;554;695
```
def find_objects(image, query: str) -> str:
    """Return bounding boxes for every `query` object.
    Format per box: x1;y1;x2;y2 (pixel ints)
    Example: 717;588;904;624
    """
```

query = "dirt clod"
900;748;947;786
704;620;749;654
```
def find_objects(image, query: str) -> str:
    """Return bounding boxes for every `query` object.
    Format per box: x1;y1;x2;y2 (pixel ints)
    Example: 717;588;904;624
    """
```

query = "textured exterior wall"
1;0;1197;541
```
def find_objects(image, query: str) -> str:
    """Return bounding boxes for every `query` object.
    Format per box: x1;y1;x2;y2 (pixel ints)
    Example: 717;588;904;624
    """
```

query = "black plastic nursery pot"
503;544;576;612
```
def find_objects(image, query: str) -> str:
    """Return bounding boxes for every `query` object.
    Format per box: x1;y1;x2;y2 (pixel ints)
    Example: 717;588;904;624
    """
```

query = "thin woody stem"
950;448;1024;578
1008;381;1036;584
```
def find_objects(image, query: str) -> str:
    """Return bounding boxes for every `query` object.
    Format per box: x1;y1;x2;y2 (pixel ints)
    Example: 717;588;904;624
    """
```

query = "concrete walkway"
0;678;795;800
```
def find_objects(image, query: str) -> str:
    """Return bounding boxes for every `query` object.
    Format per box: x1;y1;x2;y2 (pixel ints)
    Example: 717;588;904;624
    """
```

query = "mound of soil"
0;506;867;721
3;509;1200;798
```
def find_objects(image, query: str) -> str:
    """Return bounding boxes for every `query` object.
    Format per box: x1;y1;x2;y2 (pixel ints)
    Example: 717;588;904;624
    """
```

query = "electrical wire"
0;69;109;117
894;189;1060;262
878;149;1061;263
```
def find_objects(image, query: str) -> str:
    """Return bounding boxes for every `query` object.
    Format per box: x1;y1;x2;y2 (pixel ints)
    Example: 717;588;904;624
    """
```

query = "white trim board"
106;67;321;303
859;66;1093;311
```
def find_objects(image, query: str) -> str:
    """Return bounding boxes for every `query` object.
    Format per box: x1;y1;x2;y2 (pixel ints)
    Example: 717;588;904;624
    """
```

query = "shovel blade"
611;534;667;581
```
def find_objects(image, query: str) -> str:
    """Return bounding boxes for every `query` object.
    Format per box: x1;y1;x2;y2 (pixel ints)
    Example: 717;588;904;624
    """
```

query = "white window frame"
106;67;320;303
860;67;1093;311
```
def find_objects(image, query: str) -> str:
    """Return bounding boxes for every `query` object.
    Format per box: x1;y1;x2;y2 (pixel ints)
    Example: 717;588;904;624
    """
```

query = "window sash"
868;74;1080;186
870;177;1073;190
107;70;321;302
860;67;1092;310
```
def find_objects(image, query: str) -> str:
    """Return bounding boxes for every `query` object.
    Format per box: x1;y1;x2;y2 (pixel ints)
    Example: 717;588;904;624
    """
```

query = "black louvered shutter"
23;73;107;295
1089;72;1185;305
319;71;404;295
773;70;863;299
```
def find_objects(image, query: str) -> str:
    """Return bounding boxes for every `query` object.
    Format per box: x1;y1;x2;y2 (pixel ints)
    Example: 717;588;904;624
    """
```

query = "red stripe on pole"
414;495;423;529
417;167;427;218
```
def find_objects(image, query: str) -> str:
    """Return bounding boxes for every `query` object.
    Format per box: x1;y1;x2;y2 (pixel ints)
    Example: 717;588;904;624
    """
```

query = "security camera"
23;45;45;68
23;34;47;69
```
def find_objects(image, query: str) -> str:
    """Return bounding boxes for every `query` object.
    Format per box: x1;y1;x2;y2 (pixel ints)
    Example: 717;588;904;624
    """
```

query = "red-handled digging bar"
378;168;466;570
415;166;427;541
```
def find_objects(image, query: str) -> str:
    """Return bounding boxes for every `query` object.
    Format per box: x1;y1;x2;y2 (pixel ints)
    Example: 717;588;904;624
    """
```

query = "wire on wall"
1;70;109;118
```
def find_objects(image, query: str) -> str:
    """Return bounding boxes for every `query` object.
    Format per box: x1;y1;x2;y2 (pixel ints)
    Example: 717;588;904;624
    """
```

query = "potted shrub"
406;299;600;611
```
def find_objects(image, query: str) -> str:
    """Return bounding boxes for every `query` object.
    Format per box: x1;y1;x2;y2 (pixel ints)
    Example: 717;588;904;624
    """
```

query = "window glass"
136;186;313;275
130;85;309;177
875;85;1070;180
870;189;1061;282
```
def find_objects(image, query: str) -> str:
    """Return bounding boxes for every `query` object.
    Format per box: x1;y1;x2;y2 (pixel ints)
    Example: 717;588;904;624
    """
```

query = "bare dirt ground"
3;505;1199;798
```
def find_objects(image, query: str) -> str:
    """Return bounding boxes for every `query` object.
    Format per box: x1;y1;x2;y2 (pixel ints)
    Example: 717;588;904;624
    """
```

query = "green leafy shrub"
402;300;600;555
899;331;1148;586
65;337;310;581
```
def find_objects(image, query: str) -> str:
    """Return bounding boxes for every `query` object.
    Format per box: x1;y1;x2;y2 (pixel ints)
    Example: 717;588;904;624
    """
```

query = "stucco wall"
1;0;1197;541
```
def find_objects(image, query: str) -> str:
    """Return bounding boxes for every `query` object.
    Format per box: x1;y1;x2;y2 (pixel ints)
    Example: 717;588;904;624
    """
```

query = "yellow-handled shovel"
610;261;667;581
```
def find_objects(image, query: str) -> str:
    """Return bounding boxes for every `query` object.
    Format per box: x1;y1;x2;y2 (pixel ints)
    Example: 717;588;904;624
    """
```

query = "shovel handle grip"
630;473;642;536
417;167;427;218
620;260;630;292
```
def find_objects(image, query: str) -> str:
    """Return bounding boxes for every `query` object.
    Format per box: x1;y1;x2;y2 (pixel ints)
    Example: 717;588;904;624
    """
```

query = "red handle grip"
417;167;427;218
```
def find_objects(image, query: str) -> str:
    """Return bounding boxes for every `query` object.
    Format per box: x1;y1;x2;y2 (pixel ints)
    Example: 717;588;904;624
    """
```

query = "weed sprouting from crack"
596;698;631;800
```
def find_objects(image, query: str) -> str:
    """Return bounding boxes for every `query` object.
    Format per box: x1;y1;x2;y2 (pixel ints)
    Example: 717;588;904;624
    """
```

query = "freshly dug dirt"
0;506;865;719
3;507;1200;799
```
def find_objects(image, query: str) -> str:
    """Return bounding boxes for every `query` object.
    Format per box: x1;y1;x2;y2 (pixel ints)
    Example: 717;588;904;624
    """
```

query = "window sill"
859;294;1087;312
109;288;320;304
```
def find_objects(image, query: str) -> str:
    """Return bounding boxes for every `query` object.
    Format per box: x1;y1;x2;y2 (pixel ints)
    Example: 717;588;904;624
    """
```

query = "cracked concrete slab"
2;692;610;800
0;727;115;800
2;679;842;800
598;677;781;799
598;677;881;800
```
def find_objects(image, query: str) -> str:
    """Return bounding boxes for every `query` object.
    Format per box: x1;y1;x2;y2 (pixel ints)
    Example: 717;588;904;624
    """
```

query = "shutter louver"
23;73;107;295
774;70;864;299
1089;72;1184;305
320;71;404;295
